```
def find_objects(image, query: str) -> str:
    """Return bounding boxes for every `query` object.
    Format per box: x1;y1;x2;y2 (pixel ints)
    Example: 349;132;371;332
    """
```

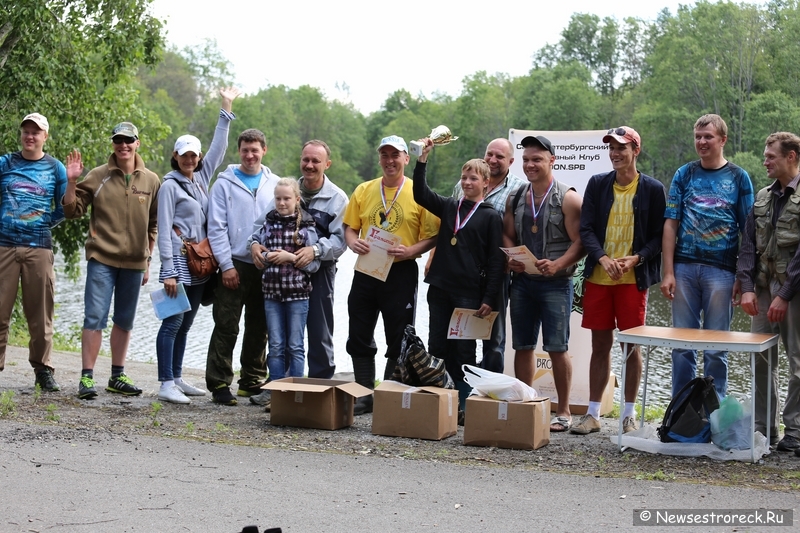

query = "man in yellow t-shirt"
343;135;439;415
571;126;666;436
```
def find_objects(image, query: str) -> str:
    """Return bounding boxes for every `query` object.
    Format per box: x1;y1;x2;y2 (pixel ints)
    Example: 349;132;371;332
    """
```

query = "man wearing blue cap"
343;135;439;414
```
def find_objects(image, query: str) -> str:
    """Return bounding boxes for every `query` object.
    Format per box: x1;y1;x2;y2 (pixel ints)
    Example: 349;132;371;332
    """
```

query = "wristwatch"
637;254;644;266
313;244;321;258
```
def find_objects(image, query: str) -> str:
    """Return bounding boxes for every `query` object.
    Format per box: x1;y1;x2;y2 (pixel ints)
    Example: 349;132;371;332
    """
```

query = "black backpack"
657;376;720;443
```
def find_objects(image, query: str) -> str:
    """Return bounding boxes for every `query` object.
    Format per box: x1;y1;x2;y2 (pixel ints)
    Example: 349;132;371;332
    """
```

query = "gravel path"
2;345;799;492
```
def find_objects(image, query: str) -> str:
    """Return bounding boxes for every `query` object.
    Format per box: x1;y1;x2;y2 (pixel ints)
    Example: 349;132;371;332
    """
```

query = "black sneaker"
776;434;800;452
237;382;267;397
106;373;142;396
212;386;238;406
78;375;98;400
353;394;373;415
35;369;60;392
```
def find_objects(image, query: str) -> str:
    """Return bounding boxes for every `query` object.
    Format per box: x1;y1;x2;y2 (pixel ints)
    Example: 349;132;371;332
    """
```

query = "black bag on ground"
657;376;720;443
390;325;454;389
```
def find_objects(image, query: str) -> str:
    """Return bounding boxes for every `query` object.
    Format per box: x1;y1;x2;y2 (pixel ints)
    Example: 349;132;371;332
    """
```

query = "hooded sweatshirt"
207;163;279;271
157;112;232;281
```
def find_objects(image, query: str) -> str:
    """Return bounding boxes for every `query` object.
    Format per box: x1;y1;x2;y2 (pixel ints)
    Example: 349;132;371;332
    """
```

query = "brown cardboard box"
263;378;372;430
548;372;617;415
371;381;458;440
463;396;551;450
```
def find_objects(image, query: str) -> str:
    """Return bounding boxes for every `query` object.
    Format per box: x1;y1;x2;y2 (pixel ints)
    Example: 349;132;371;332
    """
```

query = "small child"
249;178;320;384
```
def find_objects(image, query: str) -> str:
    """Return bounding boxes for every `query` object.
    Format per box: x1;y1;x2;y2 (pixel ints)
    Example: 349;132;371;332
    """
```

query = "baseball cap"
111;122;139;139
174;135;202;156
520;135;555;155
377;135;408;153
603;126;641;147
21;113;49;133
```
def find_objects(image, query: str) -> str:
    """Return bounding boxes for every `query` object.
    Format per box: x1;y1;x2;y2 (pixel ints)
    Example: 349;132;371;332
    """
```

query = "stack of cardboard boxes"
264;378;562;450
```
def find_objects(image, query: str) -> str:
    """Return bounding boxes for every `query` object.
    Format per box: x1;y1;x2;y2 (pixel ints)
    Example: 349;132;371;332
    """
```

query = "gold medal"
531;224;538;234
450;236;457;246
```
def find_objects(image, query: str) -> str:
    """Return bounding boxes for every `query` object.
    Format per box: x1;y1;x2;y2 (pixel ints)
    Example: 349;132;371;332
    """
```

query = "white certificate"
447;308;499;340
500;245;541;275
354;225;402;282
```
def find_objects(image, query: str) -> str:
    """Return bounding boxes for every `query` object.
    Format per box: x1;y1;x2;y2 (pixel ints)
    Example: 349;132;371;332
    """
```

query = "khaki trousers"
0;246;55;372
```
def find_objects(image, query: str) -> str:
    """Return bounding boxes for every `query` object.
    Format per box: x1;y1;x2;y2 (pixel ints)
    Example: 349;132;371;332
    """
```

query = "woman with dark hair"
412;138;505;423
155;87;240;404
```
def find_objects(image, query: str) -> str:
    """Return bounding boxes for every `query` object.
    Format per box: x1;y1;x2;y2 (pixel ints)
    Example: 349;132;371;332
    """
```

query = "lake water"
53;251;788;405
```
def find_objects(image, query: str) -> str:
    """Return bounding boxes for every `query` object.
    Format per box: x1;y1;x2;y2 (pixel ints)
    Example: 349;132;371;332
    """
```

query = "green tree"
0;0;167;269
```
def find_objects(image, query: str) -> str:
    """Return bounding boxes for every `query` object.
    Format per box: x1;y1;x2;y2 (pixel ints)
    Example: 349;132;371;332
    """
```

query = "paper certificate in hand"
354;225;402;282
500;245;541;275
447;308;499;340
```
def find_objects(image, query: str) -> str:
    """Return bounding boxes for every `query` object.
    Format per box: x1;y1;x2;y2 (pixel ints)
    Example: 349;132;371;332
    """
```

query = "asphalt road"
2;425;797;533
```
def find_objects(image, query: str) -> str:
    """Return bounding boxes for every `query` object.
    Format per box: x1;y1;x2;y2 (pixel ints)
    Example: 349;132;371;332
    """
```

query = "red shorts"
581;281;647;331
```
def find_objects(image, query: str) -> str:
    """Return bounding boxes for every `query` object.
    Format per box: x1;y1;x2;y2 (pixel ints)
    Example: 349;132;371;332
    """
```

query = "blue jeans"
671;263;734;398
265;298;309;380
510;275;572;352
156;283;205;382
83;259;143;331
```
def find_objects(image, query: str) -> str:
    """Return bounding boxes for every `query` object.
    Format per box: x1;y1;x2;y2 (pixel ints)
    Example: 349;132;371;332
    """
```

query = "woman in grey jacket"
155;87;239;404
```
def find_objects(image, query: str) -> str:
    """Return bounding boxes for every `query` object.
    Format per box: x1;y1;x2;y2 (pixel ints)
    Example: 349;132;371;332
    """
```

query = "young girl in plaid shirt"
249;178;320;381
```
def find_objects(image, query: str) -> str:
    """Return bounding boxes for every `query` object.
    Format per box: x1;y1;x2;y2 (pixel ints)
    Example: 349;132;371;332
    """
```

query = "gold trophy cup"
409;125;459;155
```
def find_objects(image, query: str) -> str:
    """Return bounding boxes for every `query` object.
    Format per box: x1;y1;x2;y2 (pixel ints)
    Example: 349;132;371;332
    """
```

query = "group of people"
1;104;798;456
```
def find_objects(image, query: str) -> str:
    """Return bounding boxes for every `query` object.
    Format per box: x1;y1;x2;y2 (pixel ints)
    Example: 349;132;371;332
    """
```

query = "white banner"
503;129;615;413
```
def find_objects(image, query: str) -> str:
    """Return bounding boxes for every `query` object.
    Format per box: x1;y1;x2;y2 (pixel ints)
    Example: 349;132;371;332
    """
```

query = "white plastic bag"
462;364;537;402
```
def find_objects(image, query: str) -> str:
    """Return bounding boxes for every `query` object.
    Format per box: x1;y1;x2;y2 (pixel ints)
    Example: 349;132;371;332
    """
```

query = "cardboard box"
371;381;458;440
263;378;372;430
533;351;617;415
463;396;551;450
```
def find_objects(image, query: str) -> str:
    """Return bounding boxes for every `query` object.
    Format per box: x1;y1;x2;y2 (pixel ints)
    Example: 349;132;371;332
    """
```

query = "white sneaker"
158;384;191;404
175;379;206;396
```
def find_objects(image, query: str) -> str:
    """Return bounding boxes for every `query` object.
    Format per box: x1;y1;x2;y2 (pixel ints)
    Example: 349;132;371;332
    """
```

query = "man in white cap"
343;135;439;414
63;121;160;399
0;113;81;391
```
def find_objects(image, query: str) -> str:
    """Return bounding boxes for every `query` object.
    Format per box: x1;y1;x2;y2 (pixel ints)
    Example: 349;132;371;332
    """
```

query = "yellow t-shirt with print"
588;174;639;285
343;176;440;261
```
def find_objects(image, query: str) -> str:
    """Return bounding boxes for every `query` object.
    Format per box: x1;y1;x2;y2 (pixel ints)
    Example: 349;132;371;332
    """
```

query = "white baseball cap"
174;135;202;156
21;113;49;133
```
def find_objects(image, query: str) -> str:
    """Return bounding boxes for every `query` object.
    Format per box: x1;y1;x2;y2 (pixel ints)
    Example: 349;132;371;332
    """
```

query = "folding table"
616;326;779;463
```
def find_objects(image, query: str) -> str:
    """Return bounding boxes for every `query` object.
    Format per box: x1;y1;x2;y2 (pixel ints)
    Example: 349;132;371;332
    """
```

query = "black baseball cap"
520;135;555;155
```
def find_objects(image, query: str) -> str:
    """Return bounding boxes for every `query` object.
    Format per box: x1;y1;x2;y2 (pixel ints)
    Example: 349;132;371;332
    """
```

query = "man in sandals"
571;127;666;435
503;135;584;433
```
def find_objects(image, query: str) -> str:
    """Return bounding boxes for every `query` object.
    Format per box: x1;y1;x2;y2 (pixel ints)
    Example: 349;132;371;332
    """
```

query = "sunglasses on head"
607;127;639;146
112;136;137;145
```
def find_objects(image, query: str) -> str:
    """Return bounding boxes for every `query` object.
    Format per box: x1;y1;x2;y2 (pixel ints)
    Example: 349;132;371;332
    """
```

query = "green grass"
150;402;163;427
635;469;675;481
45;403;60;422
0;390;16;417
609;401;667;423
